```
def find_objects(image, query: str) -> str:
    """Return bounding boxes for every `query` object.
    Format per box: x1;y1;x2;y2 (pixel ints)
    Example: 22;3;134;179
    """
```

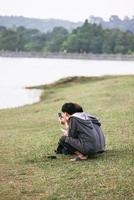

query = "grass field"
0;75;134;200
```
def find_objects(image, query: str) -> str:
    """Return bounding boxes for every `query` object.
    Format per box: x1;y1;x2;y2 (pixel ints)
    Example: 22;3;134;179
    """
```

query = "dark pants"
55;136;77;155
55;136;105;156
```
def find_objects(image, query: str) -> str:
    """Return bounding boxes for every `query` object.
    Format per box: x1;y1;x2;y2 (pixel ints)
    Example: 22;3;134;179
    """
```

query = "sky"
0;0;134;22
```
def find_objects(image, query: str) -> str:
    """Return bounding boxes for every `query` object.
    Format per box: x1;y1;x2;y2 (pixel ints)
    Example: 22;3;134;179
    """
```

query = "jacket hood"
71;112;101;126
72;112;91;121
70;112;93;129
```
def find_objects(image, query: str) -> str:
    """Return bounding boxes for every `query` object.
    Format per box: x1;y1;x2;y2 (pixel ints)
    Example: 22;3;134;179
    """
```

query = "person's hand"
63;131;68;136
60;128;68;136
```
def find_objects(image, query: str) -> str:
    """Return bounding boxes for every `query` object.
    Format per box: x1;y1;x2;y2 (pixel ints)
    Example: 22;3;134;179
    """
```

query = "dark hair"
61;102;83;115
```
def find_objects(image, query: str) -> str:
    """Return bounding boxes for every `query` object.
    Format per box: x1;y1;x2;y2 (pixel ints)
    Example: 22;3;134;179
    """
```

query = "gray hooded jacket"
65;112;105;155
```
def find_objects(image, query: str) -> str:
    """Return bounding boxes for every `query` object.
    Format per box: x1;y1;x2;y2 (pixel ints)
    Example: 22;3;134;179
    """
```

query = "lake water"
0;57;134;109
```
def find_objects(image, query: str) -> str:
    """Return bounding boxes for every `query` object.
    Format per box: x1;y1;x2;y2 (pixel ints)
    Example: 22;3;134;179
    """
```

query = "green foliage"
0;28;18;51
0;20;134;54
62;21;104;53
63;21;134;54
43;27;68;52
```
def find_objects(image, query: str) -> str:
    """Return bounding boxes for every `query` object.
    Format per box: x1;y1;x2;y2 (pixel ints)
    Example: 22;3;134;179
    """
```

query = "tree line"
0;20;134;54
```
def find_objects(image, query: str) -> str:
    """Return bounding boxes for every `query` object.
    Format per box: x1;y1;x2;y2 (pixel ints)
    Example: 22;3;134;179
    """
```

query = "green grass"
0;75;134;200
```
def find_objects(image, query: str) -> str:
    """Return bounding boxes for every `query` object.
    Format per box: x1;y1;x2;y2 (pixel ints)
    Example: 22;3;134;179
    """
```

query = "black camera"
58;112;62;118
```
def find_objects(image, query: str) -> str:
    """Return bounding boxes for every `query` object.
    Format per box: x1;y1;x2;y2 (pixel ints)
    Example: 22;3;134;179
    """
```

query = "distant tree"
0;26;7;32
24;30;46;51
43;27;68;52
109;15;121;23
62;20;104;53
61;34;81;52
0;28;18;51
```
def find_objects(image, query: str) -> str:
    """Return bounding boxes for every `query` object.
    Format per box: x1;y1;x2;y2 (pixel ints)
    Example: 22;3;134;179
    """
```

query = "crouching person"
56;102;105;161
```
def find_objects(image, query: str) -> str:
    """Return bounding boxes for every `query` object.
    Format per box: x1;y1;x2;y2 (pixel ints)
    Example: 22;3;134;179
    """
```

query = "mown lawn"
0;75;134;200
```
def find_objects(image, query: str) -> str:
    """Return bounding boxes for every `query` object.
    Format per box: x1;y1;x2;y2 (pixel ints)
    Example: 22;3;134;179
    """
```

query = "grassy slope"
0;75;134;200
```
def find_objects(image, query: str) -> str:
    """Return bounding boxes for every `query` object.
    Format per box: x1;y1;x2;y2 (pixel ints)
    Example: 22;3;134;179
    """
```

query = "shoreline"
1;75;133;110
0;51;134;61
0;87;43;110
